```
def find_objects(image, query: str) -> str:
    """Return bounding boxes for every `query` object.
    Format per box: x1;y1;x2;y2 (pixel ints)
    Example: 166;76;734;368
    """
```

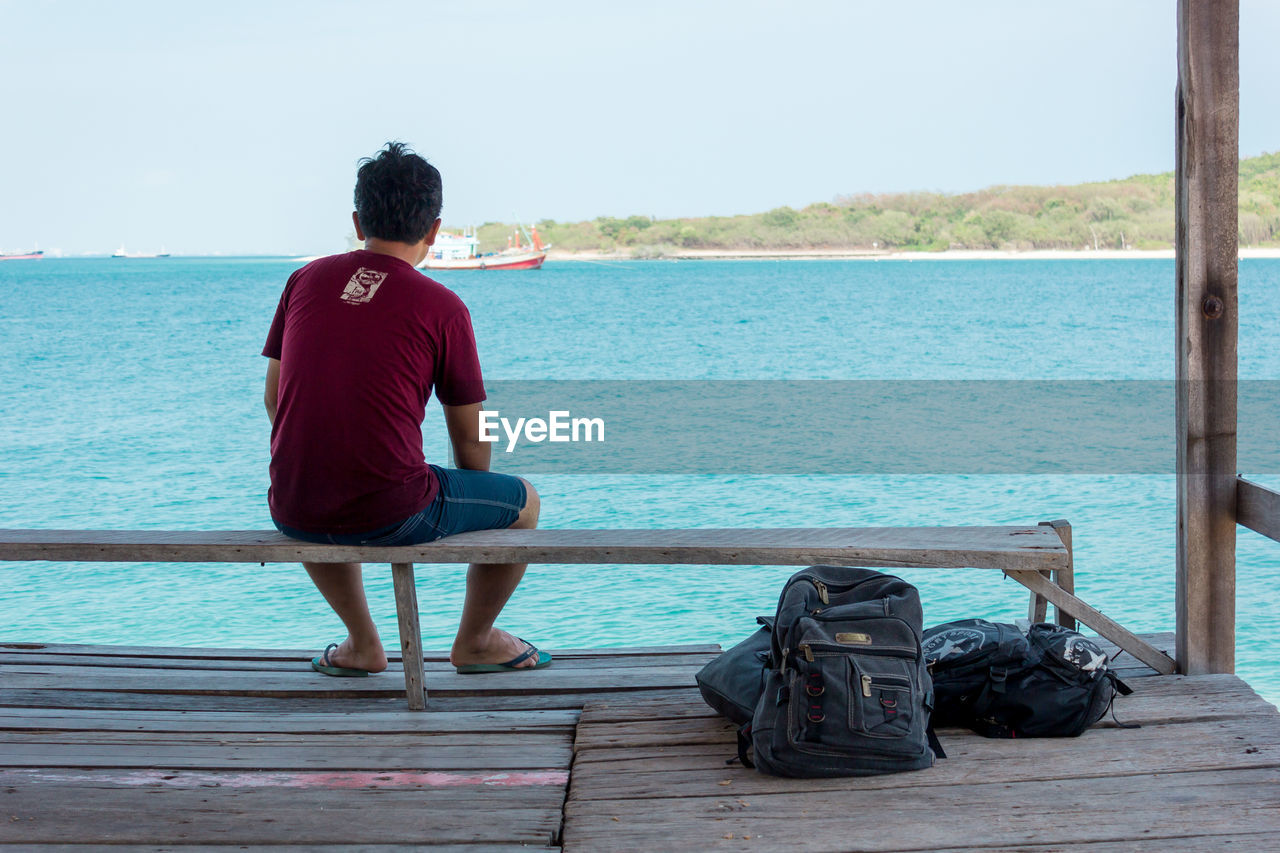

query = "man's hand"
443;402;491;471
264;358;280;425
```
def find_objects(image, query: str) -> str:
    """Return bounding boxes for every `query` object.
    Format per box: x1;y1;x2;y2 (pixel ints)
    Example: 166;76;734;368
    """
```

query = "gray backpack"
747;566;940;777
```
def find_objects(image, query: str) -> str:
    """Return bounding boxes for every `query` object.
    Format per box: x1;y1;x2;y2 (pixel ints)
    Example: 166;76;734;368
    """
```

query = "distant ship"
419;225;547;271
112;246;170;258
0;249;43;260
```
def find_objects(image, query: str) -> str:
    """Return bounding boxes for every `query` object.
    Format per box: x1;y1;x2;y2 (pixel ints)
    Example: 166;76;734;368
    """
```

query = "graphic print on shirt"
339;268;388;304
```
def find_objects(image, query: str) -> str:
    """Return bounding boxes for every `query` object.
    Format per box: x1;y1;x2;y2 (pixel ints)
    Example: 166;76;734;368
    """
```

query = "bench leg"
391;562;426;711
1037;519;1077;630
1028;571;1051;622
1054;564;1076;630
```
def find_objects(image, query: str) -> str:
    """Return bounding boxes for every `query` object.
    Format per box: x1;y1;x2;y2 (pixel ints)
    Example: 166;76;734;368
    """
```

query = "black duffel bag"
923;618;1133;738
695;616;774;726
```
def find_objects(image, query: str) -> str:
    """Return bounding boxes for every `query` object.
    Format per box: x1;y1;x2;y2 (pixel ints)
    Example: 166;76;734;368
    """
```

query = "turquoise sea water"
1;257;1277;704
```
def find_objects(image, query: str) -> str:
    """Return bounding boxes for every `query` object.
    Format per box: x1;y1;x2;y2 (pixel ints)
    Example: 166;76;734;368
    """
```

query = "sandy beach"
547;247;1280;262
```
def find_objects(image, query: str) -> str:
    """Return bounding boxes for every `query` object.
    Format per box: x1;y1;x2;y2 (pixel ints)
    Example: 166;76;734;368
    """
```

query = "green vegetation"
457;151;1280;255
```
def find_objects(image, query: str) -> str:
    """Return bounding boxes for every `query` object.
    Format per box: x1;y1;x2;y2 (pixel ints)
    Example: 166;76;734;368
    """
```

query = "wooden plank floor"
0;640;712;849
563;634;1280;852
1;635;1277;850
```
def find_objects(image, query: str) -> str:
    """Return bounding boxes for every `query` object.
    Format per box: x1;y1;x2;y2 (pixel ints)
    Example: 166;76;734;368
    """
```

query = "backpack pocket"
849;656;916;738
785;645;920;754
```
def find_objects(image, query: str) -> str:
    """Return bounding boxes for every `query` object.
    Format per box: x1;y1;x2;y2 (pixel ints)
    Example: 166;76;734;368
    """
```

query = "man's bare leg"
450;480;542;668
304;561;388;673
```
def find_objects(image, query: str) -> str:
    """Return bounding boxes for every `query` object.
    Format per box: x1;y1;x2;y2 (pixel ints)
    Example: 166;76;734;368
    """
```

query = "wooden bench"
0;521;1176;709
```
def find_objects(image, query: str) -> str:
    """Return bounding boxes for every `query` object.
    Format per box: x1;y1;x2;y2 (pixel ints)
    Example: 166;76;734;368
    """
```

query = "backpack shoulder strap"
927;723;946;759
733;723;755;769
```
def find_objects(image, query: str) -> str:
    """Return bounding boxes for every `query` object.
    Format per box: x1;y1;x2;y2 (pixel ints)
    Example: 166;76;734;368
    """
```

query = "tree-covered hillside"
464;151;1280;255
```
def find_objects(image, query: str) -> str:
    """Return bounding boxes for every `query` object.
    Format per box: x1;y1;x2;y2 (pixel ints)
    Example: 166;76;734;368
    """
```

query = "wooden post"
1175;0;1239;675
392;562;427;710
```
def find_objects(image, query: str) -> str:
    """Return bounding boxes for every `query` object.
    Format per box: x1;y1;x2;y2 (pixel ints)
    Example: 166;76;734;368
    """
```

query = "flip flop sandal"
311;642;372;677
455;638;553;674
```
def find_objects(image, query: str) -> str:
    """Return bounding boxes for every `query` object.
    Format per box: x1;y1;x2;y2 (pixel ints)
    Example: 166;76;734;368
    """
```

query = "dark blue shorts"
274;465;527;547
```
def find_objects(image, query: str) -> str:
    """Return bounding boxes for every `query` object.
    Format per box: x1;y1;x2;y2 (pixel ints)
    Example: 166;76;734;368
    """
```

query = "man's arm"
264;358;280;425
443;402;491;471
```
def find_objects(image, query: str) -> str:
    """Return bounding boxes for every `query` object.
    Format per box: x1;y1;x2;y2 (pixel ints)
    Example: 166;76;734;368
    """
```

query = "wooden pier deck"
0;634;1276;851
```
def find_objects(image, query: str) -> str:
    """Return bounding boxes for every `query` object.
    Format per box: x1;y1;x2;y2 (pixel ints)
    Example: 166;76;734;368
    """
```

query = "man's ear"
351;211;365;241
425;218;442;247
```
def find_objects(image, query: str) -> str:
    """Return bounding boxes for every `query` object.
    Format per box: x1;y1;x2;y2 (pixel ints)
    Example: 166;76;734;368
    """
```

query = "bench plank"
0;526;1068;570
0;525;1074;711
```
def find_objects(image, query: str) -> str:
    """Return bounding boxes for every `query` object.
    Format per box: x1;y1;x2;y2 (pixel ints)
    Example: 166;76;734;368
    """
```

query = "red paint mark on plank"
0;768;568;789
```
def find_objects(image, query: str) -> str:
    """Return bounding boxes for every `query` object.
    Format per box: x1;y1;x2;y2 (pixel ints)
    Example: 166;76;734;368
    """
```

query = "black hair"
353;142;443;243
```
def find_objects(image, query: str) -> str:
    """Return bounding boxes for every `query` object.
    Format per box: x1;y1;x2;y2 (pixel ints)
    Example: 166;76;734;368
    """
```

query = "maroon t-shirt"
262;250;485;533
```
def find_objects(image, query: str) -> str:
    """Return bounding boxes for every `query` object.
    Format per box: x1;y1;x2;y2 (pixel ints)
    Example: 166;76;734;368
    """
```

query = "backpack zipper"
798;640;918;662
799;641;919;659
791;573;892;605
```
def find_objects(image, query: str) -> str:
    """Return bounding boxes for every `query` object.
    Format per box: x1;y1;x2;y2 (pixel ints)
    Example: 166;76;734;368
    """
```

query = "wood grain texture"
3;640;1271;850
558;642;1278;852
568;717;1280;798
563;768;1280;852
1175;0;1239;676
0;740;572;770
0;786;563;845
0;526;1068;570
1028;573;1050;624
0;686;702;714
0;722;565;742
1236;476;1280;543
0;706;580;734
900;838;1279;853
390;561;425;710
0;847;559;853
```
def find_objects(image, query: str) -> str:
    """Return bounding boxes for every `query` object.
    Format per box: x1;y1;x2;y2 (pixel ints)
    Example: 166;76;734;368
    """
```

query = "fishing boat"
0;249;43;260
419;225;547;270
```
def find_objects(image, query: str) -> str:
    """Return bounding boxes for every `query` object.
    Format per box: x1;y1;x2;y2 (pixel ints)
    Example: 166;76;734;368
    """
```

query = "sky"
2;0;1279;256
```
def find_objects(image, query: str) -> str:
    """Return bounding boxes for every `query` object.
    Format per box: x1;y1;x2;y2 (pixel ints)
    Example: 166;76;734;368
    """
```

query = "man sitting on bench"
261;141;548;677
